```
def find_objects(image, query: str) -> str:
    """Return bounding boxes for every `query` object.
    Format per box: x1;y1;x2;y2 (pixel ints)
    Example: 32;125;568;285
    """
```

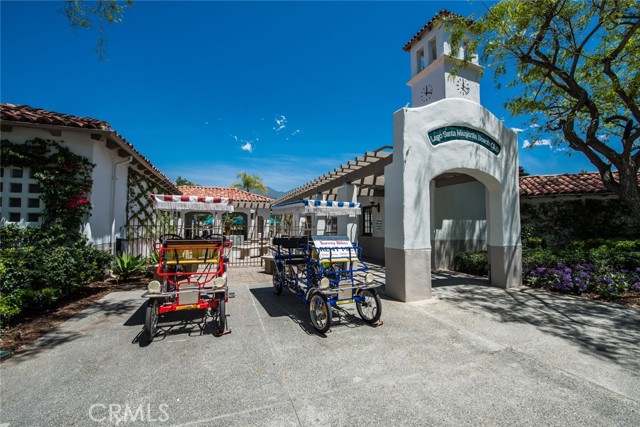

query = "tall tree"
175;176;198;186
231;172;268;195
448;0;640;220
62;0;133;61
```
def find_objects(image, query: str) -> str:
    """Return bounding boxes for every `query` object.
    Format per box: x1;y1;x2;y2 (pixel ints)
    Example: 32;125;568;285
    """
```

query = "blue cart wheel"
309;292;331;333
356;289;382;324
272;269;283;295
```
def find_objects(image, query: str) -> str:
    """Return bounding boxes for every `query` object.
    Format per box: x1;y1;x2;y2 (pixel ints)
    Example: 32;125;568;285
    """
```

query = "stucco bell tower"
404;10;484;107
384;10;522;302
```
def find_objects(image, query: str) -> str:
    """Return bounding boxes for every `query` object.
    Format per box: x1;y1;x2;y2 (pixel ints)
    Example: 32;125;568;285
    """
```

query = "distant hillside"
259;186;285;199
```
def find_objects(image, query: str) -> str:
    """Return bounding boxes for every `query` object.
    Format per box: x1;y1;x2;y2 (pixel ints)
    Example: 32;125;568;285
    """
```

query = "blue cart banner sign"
427;126;501;155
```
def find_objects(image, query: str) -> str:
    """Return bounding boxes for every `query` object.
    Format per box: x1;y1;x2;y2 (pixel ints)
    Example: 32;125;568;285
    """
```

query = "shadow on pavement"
126;303;226;346
8;297;142;364
249;286;375;336
433;282;640;370
7;330;84;363
432;270;490;287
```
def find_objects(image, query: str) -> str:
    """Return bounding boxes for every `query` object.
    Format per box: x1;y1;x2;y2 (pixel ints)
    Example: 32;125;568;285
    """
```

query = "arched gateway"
384;11;521;301
270;11;521;301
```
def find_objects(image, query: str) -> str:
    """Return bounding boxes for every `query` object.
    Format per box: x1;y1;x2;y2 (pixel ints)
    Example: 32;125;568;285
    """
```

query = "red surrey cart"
141;195;234;342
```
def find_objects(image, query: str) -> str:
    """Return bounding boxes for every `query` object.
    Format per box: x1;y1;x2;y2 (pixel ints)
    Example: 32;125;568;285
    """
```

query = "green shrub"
112;253;146;280
146;250;159;266
0;224;41;249
453;252;488;276
0;227;111;326
0;293;22;325
20;287;63;309
522;247;559;267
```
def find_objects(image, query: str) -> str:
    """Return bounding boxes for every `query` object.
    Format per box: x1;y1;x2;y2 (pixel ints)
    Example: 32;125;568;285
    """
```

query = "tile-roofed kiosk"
385;11;521;301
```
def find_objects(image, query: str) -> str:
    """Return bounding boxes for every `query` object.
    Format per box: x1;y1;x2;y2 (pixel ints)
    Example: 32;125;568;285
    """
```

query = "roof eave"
402;10;472;52
1;119;179;194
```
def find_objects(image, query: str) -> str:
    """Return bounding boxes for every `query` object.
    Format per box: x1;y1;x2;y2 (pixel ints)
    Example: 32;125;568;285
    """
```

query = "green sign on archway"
427;126;501;155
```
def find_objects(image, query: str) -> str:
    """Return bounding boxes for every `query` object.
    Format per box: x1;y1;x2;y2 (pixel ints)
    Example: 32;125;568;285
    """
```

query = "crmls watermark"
89;403;169;424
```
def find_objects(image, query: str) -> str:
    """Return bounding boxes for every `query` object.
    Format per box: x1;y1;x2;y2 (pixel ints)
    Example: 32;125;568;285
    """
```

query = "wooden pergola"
274;146;393;203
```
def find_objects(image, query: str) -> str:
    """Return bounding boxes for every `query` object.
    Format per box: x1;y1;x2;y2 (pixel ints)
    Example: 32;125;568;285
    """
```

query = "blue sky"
1;0;595;192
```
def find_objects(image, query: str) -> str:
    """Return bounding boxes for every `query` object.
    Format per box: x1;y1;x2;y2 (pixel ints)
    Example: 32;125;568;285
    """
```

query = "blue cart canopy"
271;199;362;216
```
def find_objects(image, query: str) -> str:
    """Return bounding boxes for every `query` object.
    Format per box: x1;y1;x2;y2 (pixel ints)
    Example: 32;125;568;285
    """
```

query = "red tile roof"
1;103;178;194
519;172;636;197
1;103;111;130
177;186;273;203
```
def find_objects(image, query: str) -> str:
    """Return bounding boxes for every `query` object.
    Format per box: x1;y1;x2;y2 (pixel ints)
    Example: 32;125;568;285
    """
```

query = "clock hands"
421;83;434;101
456;78;470;96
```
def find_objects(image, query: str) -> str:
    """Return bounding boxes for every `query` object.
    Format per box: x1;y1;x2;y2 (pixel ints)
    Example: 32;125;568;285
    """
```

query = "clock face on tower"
455;77;470;97
420;83;434;102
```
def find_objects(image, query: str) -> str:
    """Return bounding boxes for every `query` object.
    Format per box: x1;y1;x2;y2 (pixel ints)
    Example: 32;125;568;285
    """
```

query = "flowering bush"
0;139;111;326
523;239;640;299
1;138;94;241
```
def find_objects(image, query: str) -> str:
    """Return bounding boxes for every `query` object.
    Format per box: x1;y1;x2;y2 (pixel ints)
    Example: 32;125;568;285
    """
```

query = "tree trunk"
600;163;640;223
611;166;640;223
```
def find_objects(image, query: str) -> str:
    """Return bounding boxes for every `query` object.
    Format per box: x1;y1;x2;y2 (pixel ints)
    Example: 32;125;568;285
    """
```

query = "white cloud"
273;114;287;132
529;123;541;129
231;134;255;153
511;127;525;133
597;134;609;142
285;129;301;141
522;139;552;149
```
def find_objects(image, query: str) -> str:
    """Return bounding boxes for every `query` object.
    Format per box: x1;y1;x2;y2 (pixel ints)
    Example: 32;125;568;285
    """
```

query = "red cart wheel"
215;295;226;335
144;299;159;342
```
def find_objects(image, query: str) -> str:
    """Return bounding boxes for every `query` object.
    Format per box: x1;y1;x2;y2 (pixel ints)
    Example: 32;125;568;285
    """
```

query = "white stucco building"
0;103;179;253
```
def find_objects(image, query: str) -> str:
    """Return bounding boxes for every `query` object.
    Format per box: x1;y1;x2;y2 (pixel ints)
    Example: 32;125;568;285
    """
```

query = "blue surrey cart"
270;200;382;333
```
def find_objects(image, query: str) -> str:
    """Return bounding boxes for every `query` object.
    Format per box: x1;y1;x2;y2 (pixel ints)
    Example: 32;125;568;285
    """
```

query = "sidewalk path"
1;266;638;426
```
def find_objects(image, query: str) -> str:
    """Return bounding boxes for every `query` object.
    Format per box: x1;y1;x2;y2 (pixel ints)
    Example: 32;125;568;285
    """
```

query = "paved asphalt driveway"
1;267;639;426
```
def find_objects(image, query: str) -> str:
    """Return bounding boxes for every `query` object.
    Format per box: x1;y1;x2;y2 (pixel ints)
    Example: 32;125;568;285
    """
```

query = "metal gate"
124;219;271;267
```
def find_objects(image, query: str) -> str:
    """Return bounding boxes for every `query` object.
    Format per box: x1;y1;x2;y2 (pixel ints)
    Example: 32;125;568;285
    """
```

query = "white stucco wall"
432;181;486;241
89;141;130;252
385;97;520;251
1;126;131;252
409;27;479;77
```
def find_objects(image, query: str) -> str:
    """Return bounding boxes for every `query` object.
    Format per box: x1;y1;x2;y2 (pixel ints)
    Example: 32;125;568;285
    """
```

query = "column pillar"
337;184;358;243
